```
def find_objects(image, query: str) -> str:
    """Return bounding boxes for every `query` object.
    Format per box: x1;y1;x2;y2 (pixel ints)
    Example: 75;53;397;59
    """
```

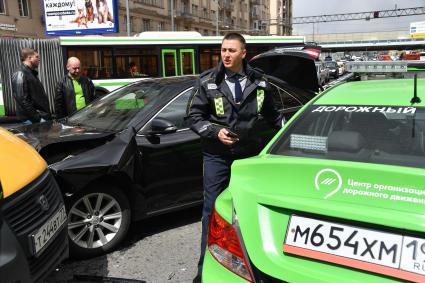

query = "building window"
140;0;164;8
192;4;198;16
181;0;188;13
130;16;135;32
0;0;6;14
18;0;29;17
158;22;164;31
143;19;150;31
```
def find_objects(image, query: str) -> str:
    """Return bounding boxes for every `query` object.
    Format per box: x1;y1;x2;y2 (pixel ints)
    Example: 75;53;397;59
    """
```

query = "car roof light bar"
346;61;423;105
346;61;425;74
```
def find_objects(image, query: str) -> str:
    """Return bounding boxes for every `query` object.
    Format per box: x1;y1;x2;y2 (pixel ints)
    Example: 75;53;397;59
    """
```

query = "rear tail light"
207;209;254;282
303;48;321;60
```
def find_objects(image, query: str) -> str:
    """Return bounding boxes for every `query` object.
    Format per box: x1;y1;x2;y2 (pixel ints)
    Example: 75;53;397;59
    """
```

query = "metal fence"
0;37;64;116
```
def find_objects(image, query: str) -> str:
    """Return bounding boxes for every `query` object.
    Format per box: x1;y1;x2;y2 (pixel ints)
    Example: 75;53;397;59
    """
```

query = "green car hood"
226;155;425;282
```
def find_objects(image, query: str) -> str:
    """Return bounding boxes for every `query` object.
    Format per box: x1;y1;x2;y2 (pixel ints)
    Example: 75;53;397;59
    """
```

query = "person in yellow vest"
54;57;95;118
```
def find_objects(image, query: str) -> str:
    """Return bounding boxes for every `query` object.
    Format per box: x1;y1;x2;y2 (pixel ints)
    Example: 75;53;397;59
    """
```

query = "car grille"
2;170;62;234
1;170;68;282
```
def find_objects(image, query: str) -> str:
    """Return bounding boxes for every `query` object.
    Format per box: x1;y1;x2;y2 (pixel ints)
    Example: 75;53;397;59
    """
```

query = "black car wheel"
67;186;131;258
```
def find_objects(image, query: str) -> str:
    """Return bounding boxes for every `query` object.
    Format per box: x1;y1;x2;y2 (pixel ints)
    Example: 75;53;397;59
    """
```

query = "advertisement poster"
410;21;425;38
43;0;118;36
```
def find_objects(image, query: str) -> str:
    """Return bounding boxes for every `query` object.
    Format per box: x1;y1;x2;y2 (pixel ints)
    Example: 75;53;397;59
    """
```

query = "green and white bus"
0;32;305;117
62;32;305;91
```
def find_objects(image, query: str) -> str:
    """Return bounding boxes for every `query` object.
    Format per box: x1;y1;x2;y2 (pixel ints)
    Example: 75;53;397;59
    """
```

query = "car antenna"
410;74;421;104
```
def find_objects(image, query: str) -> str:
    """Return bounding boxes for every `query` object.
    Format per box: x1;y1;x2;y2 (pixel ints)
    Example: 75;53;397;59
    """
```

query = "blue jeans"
197;152;233;276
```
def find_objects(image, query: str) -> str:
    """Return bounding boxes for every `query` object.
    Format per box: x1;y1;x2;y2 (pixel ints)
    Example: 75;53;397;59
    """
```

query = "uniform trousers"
196;151;234;276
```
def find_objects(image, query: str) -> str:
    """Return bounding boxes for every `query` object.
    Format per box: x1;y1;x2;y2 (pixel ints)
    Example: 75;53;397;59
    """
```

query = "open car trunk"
250;48;320;93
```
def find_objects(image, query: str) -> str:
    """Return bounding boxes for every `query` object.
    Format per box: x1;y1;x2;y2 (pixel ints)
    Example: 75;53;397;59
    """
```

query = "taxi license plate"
283;215;425;282
31;205;67;255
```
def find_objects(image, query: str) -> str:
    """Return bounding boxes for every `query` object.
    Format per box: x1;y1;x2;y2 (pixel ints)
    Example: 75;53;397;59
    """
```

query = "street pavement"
45;206;203;283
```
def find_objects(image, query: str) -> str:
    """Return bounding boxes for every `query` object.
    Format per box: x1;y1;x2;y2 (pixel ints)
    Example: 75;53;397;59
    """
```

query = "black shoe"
193;274;202;283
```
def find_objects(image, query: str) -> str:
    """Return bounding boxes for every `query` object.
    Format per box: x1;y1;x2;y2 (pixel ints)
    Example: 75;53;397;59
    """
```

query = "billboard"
410;21;425;38
43;0;118;36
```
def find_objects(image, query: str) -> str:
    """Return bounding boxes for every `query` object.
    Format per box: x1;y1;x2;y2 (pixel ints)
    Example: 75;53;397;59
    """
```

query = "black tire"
66;186;131;258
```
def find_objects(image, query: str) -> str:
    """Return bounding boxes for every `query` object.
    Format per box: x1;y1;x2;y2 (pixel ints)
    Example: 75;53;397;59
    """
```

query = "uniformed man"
187;32;283;282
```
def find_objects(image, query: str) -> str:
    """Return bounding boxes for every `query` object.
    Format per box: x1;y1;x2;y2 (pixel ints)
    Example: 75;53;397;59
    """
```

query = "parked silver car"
315;61;330;87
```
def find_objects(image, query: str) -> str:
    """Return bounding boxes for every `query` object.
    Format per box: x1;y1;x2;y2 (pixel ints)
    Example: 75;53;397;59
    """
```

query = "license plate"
31;205;67;255
283;215;425;282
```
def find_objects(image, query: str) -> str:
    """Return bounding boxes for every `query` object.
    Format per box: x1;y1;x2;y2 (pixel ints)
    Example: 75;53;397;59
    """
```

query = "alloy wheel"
68;192;123;249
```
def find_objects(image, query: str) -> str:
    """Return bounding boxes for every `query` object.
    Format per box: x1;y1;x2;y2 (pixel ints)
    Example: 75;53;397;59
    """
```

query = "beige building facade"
269;0;292;35
0;0;45;38
0;0;282;38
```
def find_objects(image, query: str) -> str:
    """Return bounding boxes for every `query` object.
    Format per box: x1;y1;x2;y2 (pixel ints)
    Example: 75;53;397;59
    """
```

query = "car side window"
278;88;302;109
270;83;302;110
149;88;193;131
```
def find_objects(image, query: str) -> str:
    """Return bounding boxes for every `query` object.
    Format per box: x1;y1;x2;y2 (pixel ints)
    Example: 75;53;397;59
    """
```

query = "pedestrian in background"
11;48;51;124
186;32;283;282
54;57;95;118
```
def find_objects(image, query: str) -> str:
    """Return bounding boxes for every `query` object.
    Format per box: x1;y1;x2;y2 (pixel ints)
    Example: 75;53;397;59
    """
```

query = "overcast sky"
292;0;425;35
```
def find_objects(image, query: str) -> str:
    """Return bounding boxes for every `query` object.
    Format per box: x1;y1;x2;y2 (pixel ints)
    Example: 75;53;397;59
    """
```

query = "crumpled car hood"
49;127;140;193
10;121;114;149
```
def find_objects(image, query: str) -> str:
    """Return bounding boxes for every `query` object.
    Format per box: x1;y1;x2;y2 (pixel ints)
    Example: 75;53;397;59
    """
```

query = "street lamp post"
216;1;219;35
126;0;130;36
171;0;174;31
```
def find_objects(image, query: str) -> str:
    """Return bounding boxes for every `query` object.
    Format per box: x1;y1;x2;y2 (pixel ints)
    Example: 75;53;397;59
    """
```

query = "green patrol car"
202;61;425;282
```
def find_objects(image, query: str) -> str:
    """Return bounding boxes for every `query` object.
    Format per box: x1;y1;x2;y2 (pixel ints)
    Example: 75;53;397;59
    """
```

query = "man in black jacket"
54;57;95;118
187;33;282;281
11;48;51;123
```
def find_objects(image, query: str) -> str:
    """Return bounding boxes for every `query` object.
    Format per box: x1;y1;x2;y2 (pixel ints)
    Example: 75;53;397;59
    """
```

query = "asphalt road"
45;206;203;283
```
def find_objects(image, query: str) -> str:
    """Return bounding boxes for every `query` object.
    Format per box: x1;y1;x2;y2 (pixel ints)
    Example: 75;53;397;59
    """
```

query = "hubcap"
68;192;122;249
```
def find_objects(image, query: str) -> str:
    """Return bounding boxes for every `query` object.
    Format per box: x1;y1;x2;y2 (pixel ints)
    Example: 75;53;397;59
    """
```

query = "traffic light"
373;11;379;18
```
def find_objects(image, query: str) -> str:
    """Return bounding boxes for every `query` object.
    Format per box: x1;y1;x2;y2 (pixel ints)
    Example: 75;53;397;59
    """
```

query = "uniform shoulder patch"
258;81;266;88
207;83;217;89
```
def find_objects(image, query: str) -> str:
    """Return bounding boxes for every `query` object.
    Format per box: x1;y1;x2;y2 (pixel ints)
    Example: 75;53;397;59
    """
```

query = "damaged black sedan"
10;49;319;258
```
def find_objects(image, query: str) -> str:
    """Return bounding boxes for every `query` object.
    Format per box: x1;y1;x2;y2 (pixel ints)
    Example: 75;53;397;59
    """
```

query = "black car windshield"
325;62;337;68
271;105;425;168
67;80;174;131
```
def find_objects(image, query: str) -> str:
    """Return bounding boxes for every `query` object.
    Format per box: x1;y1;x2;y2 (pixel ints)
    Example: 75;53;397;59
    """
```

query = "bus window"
67;48;113;79
199;47;220;72
162;49;178;77
115;47;158;78
180;49;195;75
246;46;272;61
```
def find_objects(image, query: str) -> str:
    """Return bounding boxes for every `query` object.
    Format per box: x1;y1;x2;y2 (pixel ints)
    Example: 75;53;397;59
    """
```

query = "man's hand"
218;128;239;145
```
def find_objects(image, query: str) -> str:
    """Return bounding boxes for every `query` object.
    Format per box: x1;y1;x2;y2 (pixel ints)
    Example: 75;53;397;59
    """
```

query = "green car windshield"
271;105;425;168
67;81;170;132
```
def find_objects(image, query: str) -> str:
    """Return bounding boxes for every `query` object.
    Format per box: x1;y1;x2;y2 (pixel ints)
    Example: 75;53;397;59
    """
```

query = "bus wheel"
67;186;131;258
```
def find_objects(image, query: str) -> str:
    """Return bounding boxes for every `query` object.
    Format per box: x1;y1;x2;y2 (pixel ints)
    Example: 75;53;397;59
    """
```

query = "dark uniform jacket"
11;64;51;123
54;74;95;118
187;60;282;158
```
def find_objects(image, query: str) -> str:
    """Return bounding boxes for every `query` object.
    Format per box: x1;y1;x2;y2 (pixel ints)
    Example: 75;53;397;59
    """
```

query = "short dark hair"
20;48;37;62
129;62;136;68
222;33;246;49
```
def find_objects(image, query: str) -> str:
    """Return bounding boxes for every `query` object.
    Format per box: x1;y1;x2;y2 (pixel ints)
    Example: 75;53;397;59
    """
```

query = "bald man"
54;57;95;118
